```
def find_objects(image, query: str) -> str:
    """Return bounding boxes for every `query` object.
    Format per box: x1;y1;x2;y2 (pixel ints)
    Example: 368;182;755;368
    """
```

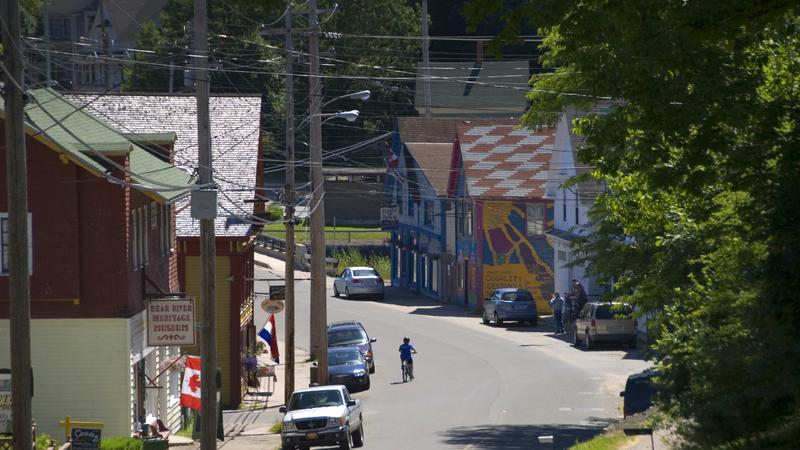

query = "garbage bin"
143;437;169;450
309;364;319;386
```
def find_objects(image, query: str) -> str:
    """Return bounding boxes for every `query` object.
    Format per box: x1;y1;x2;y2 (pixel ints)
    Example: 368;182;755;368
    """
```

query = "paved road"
251;260;650;450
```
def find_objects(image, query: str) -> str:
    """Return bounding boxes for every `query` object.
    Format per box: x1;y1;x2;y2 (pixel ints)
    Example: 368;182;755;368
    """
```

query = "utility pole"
421;0;432;117
43;0;52;86
3;0;33;449
99;0;113;90
283;4;296;402
308;0;328;384
194;0;218;447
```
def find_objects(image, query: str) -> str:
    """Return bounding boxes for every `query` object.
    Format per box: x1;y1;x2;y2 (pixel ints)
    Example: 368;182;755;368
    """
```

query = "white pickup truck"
279;385;364;450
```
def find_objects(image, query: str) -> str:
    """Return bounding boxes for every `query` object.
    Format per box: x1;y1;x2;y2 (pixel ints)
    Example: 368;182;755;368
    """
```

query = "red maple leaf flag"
180;355;202;410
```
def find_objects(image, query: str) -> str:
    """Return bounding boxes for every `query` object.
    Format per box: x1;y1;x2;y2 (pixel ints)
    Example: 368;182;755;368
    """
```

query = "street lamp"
322;90;371;109
298;109;360;129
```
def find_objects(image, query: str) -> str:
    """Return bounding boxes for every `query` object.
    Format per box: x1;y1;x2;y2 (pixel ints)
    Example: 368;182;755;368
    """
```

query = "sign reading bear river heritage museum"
147;297;196;346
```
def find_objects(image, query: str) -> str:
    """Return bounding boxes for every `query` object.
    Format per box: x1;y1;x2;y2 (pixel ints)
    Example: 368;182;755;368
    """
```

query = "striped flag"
258;314;280;363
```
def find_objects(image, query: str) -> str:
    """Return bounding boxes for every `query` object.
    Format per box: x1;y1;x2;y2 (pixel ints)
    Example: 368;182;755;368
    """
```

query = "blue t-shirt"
399;343;415;360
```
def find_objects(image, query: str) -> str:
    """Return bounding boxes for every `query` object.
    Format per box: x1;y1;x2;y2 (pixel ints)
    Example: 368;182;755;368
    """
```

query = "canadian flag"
388;147;399;169
180;356;202;410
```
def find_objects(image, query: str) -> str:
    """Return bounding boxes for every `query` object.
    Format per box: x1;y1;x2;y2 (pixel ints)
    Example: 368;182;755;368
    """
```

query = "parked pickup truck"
279;385;364;450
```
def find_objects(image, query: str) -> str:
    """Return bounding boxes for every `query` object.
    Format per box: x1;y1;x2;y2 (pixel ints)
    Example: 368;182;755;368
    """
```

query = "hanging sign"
147;297;196;346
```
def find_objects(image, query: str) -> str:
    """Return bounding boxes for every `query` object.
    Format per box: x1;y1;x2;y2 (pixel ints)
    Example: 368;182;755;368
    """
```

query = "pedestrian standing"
549;292;565;334
571;279;589;312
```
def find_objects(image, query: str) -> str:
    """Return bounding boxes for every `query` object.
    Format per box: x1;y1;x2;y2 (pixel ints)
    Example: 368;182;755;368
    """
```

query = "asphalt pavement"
221;253;651;450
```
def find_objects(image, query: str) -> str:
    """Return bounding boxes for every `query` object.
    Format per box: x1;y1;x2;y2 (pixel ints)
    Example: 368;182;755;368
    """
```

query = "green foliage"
335;248;390;280
269;421;282;434
99;436;143;450
567;431;634;450
176;411;195;437
266;204;284;222
34;433;55;450
466;1;800;448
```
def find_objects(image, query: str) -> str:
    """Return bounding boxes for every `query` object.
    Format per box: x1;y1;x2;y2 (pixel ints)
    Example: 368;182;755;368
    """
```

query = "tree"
465;1;800;448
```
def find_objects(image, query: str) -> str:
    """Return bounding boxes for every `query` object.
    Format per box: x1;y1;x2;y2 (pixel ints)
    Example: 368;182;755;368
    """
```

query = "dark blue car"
327;347;370;392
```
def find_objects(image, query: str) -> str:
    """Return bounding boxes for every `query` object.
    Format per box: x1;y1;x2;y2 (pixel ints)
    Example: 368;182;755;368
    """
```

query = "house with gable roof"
68;93;264;409
447;120;556;311
0;89;192;438
385;118;463;301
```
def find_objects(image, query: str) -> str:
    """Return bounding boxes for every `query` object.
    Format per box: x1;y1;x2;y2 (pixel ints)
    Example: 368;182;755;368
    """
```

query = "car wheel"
339;427;352;450
482;310;490;325
352;421;364;448
531;319;538;327
369;361;375;374
345;287;351;299
364;376;371;391
494;312;503;326
333;284;340;298
628;339;637;349
377;293;384;301
584;330;592;350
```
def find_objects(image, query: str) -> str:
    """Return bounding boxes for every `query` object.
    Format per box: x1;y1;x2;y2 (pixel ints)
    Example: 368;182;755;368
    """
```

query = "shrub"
335;249;390;279
35;433;55;450
266;204;284;221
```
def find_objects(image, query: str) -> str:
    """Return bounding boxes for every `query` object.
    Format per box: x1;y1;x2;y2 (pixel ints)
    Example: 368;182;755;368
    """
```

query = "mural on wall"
481;201;554;312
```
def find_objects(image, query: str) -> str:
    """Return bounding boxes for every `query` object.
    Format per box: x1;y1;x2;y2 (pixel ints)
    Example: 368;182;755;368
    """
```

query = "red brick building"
0;89;192;438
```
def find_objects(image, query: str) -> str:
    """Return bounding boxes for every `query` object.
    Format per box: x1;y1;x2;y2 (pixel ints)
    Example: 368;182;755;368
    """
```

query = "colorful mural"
480;201;554;312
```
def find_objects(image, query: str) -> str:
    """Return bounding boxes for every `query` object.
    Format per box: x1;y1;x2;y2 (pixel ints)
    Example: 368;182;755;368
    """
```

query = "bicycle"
401;359;413;382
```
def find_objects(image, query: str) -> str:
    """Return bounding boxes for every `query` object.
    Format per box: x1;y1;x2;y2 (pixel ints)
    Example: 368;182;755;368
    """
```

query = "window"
465;201;473;236
575;201;580;225
526;203;545;236
455;199;464;235
49;17;72;39
412;252;417;284
408;194;415;217
1;213;33;275
562;189;567;222
160;204;173;256
132;209;140;269
431;259;439;293
421;256;428;289
558;250;568;261
150;203;158;229
132;207;150;269
423;201;434;226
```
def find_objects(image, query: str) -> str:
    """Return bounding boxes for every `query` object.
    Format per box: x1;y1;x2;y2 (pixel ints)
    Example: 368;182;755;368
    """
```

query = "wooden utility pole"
99;0;113;90
283;4;296;402
421;0;432;117
194;0;218;447
43;0;52;86
3;0;33;449
308;0;328;384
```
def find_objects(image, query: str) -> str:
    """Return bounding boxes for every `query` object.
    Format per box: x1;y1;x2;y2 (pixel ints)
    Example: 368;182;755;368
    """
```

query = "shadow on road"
438;421;614;449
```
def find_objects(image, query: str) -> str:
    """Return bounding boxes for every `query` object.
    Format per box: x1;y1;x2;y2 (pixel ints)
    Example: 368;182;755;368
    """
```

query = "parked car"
279;385;364;449
327;321;377;373
333;266;385;300
573;302;637;349
482;288;538;326
620;368;660;418
328;347;371;392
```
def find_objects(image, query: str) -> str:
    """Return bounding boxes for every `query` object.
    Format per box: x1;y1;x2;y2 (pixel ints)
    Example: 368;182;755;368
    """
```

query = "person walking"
549;292;565;334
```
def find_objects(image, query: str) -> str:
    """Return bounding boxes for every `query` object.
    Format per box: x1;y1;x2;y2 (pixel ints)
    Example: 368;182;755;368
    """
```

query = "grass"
335;248;390;279
261;224;389;243
269;421;283;434
176;412;195;437
99;437;143;450
568;431;635;450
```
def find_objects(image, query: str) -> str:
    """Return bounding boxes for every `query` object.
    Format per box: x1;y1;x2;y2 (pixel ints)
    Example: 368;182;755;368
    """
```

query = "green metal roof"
0;88;191;203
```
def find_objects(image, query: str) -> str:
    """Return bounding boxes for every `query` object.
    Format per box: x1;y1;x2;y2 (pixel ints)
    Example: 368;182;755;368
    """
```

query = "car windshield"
288;390;343;411
596;304;634;320
353;269;379;277
500;290;533;301
328;328;368;346
329;350;364;366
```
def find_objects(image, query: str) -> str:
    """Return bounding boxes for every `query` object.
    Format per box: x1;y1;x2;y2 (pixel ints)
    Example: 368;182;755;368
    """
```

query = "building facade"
0;89;191;438
68;93;264;408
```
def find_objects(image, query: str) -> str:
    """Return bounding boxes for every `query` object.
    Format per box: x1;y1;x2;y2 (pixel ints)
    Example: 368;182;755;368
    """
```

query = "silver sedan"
333;266;385;300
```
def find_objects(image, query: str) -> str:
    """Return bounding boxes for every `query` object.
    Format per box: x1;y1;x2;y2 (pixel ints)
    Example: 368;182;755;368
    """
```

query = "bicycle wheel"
402;364;409;382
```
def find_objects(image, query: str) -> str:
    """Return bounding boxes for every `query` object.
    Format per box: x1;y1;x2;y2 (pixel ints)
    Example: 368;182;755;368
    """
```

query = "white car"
279;385;364;449
333;266;385;300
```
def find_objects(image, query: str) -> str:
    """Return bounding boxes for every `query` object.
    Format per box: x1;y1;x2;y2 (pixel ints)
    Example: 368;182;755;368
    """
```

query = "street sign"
260;299;285;314
71;428;101;450
147;297;196;346
380;205;399;229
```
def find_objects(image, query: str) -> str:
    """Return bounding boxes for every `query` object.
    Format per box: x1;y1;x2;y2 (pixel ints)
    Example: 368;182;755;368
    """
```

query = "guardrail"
255;234;287;253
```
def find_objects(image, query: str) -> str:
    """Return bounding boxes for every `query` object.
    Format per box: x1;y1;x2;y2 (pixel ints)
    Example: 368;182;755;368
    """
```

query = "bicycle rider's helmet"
403;336;410;343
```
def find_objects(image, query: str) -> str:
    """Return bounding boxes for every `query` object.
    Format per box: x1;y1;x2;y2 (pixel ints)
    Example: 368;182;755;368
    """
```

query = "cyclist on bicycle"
399;336;417;379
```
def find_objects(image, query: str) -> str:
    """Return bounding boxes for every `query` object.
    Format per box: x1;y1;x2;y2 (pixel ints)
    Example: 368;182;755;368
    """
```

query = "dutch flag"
258;314;280;363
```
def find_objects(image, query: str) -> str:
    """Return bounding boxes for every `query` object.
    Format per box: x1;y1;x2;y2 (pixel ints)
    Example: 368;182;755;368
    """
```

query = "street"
248;257;650;449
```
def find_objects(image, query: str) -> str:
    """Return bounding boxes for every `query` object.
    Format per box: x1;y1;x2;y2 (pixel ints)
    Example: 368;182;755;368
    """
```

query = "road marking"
559;407;605;412
577;391;604;395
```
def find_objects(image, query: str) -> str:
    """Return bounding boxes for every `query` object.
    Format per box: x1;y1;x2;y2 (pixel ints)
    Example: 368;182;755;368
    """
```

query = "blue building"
383;118;462;301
